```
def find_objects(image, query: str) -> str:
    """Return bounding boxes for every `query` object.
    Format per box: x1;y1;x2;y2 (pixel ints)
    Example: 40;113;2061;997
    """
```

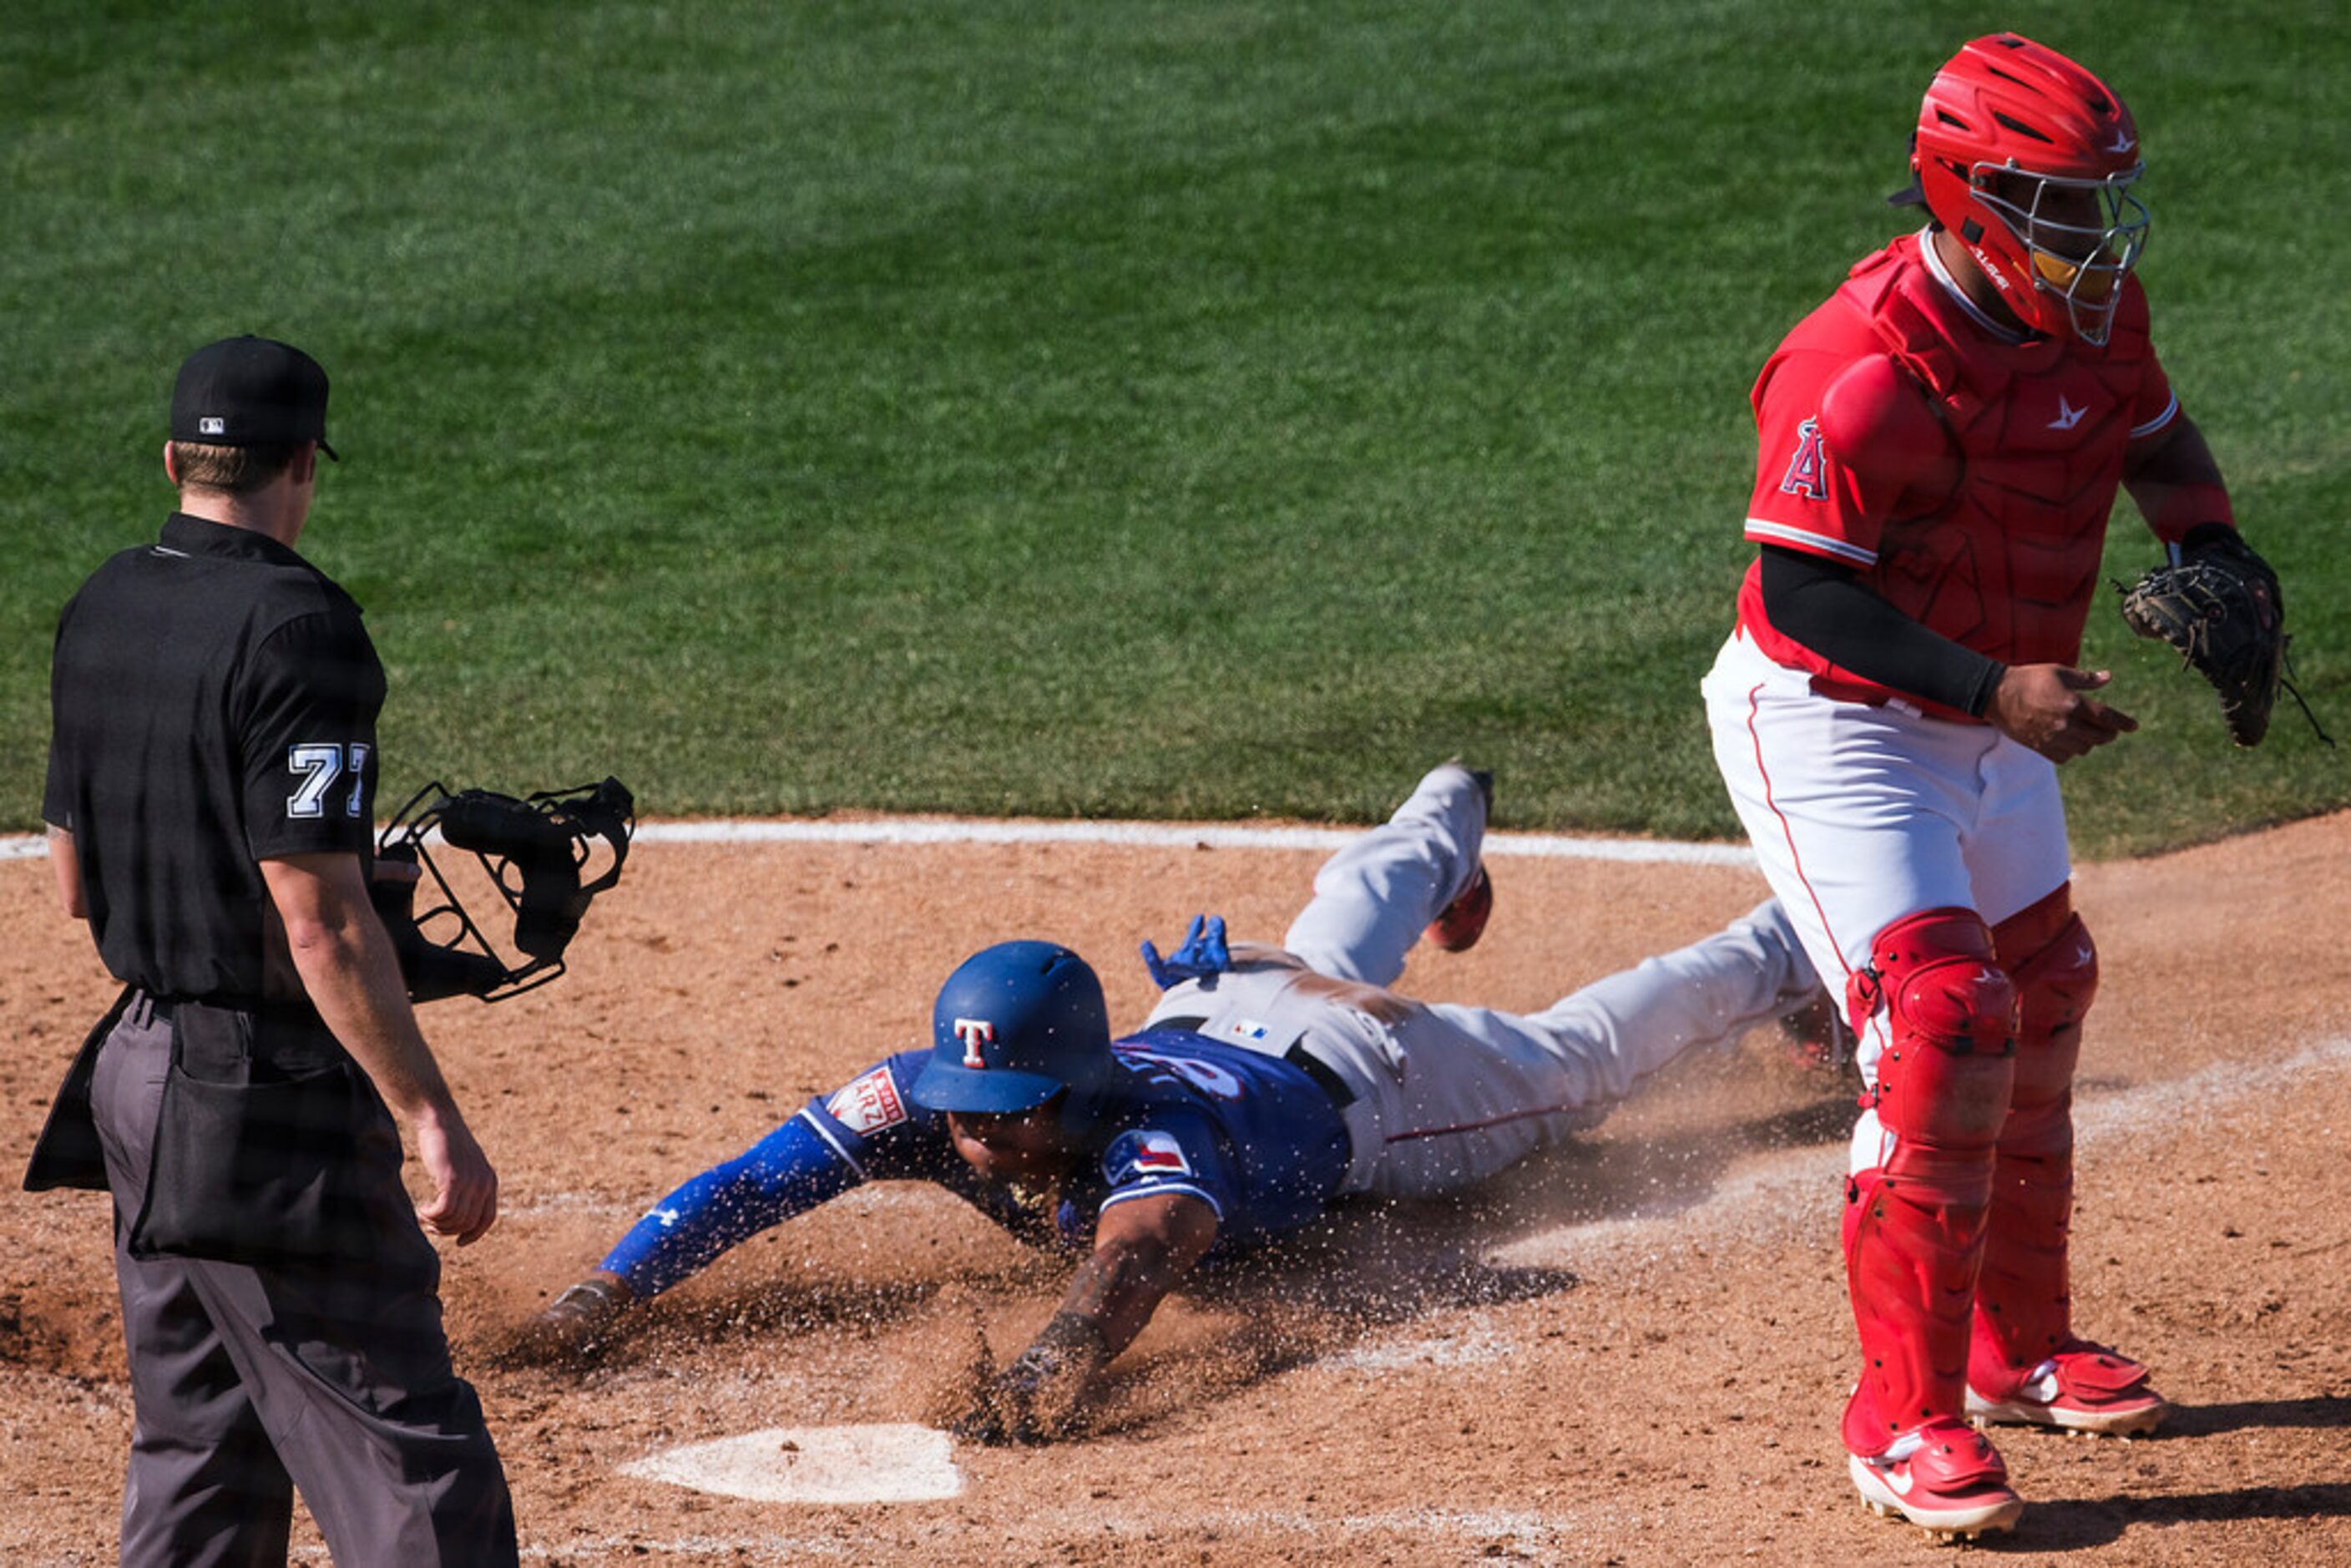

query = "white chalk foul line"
632;817;1757;865
2;818;1753;866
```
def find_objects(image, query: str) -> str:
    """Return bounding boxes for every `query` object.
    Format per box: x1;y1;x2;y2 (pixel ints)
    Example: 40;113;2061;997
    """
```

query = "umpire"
28;337;518;1565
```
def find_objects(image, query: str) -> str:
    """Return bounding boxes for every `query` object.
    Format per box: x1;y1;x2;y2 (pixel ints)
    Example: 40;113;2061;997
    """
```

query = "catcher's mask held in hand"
372;776;636;1002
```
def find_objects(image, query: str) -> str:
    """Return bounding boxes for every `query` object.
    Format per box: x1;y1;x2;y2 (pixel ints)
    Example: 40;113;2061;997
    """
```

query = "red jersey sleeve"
1745;337;1951;568
1746;347;1881;567
2127;349;2177;444
2121;317;2230;544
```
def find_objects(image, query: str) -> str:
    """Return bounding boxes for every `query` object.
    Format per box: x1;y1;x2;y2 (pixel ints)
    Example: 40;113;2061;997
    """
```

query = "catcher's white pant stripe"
1732;672;1862;997
1703;628;2070;1121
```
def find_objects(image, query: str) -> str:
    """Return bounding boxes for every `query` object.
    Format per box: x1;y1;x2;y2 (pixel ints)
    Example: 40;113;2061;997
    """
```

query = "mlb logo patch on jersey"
826;1065;909;1136
1218;1018;1273;1044
1106;1129;1194;1183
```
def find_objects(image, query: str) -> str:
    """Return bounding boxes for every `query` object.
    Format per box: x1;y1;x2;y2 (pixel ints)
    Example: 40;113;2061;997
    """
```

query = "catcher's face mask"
372;776;635;1003
1909;34;2147;346
1978;165;2149;344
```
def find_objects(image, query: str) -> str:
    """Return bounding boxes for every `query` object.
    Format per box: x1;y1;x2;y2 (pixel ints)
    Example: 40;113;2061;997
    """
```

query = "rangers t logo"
1779;417;1828;500
953;1017;995;1069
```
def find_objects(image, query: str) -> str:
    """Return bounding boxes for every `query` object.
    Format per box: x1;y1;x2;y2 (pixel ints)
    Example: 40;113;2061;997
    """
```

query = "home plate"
617;1424;963;1505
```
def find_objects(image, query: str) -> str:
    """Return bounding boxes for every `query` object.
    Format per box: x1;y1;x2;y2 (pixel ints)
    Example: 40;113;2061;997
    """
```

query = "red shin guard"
1970;886;2096;1393
1842;908;2020;1454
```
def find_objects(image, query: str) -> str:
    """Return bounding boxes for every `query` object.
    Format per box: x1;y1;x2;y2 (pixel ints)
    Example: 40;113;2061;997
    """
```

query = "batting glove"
1140;913;1231;989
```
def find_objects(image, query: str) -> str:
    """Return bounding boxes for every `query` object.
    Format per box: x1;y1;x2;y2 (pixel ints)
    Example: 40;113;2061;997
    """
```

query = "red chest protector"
1838;248;2153;669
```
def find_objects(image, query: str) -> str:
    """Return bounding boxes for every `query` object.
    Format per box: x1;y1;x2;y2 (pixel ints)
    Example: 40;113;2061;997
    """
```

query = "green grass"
4;1;2345;854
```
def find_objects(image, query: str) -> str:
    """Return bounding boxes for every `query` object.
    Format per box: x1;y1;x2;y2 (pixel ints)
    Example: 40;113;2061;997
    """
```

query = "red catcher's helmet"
1912;34;2149;345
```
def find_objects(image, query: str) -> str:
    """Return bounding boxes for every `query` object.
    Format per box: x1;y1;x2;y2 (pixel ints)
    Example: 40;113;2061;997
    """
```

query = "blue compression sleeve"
598;1114;862;1299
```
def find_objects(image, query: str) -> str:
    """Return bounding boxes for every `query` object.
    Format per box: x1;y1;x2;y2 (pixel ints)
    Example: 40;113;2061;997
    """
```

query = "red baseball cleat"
1849;1417;2025;1540
1968;1339;2168;1437
1426;862;1493;952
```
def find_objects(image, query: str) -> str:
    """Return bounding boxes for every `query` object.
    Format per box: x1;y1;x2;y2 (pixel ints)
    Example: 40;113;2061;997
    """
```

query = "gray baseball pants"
1148;762;1818;1196
88;999;516;1567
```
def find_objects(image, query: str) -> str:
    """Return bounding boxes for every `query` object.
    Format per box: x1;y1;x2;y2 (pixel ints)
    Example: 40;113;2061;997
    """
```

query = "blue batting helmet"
908;941;1113;1113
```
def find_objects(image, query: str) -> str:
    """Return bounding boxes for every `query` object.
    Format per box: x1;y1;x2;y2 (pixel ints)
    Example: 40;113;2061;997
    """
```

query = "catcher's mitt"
2116;532;2288;747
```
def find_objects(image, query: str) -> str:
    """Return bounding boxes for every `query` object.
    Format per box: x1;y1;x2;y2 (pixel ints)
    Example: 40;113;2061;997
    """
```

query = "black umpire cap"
169;336;338;460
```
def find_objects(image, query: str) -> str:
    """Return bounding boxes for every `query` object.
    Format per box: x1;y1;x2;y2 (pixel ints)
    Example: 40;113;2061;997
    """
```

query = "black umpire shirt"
43;512;384;1003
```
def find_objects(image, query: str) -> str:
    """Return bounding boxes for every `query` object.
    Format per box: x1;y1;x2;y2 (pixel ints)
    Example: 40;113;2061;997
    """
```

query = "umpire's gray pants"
89;1002;516;1568
1150;761;1819;1197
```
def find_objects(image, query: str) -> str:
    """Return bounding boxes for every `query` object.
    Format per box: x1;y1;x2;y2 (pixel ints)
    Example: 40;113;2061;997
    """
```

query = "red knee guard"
1971;887;2097;1393
1842;909;2020;1454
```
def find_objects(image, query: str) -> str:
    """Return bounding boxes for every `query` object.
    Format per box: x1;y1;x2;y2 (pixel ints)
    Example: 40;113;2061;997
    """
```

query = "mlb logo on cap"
199;417;226;436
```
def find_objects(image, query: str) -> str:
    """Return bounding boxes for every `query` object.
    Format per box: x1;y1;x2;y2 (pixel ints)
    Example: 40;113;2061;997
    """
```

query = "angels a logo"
953;1016;995;1069
1779;417;1828;501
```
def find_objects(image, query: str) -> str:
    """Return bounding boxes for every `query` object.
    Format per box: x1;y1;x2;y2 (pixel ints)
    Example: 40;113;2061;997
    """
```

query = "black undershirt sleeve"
1757;545;2007;718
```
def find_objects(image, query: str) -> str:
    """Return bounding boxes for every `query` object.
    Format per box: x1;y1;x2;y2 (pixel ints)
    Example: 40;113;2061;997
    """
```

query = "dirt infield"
3;804;2348;1565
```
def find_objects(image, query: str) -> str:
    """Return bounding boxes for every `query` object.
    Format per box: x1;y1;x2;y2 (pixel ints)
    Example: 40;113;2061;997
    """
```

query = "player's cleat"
545;1276;627;1324
1966;1340;2168;1437
1848;1418;2025;1540
522;1274;632;1359
1427;863;1493;953
1774;985;1855;1072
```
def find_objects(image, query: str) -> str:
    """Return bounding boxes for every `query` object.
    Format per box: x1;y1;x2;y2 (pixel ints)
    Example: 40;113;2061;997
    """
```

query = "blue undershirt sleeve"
597;1113;862;1300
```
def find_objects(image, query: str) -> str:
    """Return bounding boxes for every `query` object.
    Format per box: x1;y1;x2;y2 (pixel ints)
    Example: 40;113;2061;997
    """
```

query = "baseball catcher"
2118;525;2325;747
1698;33;2303;1542
521;762;1829;1444
370;776;635;1003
